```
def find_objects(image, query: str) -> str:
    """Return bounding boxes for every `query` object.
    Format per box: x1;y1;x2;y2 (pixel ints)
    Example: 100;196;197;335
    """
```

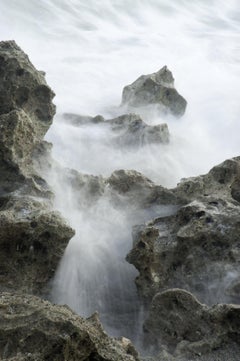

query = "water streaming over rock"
1;0;240;344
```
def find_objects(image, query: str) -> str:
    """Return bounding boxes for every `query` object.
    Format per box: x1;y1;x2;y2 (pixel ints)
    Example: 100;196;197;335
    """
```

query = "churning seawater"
1;0;240;343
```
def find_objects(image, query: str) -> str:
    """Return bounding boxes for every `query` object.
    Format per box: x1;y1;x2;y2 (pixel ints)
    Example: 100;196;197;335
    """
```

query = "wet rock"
107;113;169;146
126;157;240;359
127;197;240;305
144;289;240;360
63;112;170;146
127;157;240;305
174;157;240;203
0;292;140;361
0;40;55;137
121;66;187;117
0;41;74;294
63;113;105;125
61;168;106;207
107;169;181;208
0;195;74;295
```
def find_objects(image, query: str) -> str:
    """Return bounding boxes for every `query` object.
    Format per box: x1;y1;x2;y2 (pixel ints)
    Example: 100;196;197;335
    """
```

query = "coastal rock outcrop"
0;292;139;361
126;157;240;359
121;66;187;117
0;40;74;294
144;288;240;360
127;157;240;305
63;112;170;146
107;169;182;208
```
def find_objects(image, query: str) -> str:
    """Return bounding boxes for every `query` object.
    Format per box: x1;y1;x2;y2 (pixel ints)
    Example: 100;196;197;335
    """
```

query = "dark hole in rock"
33;85;51;101
196;210;205;218
137;241;146;249
41;231;51;240
33;240;47;253
208;201;219;206
35;108;51;122
0;197;9;210
15;87;29;107
30;221;38;228
16;68;25;76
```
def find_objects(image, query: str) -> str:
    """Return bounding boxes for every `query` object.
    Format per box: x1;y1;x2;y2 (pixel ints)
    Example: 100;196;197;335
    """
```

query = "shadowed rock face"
144;289;240;360
125;157;240;360
0;40;74;294
121;66;187;117
0;293;140;361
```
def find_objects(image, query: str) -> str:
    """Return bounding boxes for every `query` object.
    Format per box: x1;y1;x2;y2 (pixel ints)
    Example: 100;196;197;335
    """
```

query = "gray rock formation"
144;289;240;360
0;292;139;361
127;157;240;305
0;40;74;294
107;169;182;208
0;41;55;135
63;112;170;146
107;114;169;146
126;157;240;359
121;66;187;117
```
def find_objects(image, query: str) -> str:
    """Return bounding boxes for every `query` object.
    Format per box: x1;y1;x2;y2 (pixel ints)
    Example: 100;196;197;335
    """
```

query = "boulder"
126;156;240;358
0;292;139;361
144;289;240;360
121;66;187;117
107;113;169;146
0;40;74;294
0;195;74;295
107;169;182;208
127;157;240;305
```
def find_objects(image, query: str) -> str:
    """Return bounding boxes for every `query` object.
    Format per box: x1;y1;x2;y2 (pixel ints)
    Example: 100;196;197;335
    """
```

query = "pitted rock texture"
0;195;74;295
127;157;240;305
0;40;55;136
127;157;240;359
144;289;240;360
0;41;74;294
121;66;187;117
0;293;140;361
0;40;55;194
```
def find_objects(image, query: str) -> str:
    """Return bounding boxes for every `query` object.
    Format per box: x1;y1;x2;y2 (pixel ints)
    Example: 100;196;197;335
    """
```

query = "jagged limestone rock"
144;289;240;360
107;169;182;208
63;112;170;146
0;41;74;294
121;66;187;117
0;195;74;295
126;156;240;359
0;40;55;137
127;157;240;305
107;113;169;146
0;293;140;361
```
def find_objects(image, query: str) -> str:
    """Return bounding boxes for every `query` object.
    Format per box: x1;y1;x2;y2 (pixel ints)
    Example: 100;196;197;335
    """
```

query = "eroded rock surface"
126;157;240;360
0;40;74;294
127;157;240;305
0;292;139;361
144;289;240;360
121;66;187;117
0;41;55;136
63;112;170;146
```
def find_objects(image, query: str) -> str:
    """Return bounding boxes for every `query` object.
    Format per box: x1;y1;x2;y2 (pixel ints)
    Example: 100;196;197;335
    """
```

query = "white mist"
1;0;240;341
